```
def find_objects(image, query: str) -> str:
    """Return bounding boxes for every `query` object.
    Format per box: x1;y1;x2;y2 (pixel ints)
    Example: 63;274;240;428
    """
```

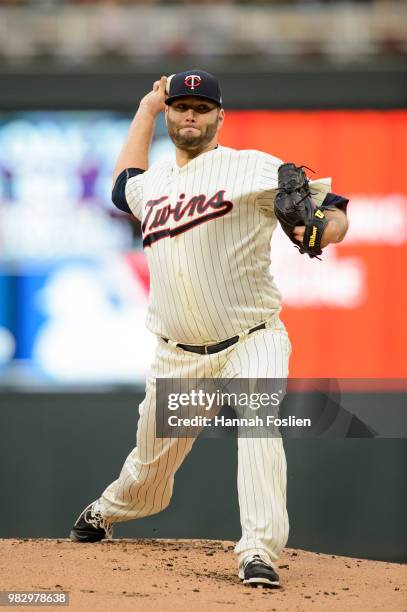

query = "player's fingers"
158;75;167;91
152;80;160;92
293;226;305;241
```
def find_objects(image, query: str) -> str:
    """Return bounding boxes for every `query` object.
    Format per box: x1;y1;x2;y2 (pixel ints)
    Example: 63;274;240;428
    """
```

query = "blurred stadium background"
0;0;406;561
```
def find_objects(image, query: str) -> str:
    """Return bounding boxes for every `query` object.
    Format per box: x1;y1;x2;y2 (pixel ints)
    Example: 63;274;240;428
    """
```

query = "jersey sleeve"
111;168;145;220
255;153;282;213
255;154;337;212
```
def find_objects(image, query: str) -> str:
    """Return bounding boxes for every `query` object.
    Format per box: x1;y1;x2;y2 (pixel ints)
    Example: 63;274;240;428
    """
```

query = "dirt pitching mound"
1;539;406;611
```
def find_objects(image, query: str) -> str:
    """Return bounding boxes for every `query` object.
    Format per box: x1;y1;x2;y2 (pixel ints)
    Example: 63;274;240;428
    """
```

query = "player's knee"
159;493;172;512
144;484;173;517
160;480;174;510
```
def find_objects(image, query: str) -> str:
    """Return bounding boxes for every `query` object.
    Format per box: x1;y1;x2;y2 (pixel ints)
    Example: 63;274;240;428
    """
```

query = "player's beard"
167;113;220;151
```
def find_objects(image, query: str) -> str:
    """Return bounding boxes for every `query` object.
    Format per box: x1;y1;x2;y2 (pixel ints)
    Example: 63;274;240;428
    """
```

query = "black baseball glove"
274;163;336;259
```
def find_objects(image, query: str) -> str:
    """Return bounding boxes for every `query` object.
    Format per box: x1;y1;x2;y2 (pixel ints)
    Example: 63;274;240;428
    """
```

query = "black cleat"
70;501;113;543
239;555;281;588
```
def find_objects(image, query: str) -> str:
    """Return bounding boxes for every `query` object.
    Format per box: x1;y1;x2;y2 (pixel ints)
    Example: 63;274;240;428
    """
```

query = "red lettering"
141;189;233;240
158;205;171;226
172;194;185;222
184;195;206;216
206;189;231;210
142;196;168;233
149;209;163;230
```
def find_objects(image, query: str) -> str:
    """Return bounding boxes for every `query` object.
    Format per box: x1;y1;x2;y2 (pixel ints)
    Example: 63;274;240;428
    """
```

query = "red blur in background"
220;110;407;379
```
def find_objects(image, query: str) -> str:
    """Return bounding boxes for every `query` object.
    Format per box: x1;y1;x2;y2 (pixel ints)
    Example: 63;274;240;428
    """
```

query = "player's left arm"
293;206;349;249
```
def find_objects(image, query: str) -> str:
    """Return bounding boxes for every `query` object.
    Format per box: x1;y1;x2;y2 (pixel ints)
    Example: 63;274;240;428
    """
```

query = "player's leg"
70;379;194;540
70;338;227;540
225;318;291;582
99;340;230;524
97;373;195;524
235;435;288;586
70;339;196;541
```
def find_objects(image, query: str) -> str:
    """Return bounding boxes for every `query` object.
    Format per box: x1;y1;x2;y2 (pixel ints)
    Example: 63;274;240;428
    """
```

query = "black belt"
162;322;266;355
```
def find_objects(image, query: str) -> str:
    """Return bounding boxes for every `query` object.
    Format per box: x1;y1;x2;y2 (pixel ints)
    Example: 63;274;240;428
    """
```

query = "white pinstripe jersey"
125;145;326;344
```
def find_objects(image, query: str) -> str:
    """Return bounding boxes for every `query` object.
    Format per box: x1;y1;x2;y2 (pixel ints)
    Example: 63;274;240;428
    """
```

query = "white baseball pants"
98;315;291;566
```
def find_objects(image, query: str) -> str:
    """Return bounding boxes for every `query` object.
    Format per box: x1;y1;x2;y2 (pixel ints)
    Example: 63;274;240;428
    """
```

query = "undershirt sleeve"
111;168;145;219
322;192;349;214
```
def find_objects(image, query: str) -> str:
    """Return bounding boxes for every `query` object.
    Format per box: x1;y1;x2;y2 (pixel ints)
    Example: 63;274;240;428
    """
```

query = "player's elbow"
325;210;349;244
336;216;349;243
328;221;348;244
322;216;349;248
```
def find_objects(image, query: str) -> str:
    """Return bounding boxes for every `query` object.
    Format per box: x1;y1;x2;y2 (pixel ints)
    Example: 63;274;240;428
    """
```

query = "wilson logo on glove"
309;226;318;247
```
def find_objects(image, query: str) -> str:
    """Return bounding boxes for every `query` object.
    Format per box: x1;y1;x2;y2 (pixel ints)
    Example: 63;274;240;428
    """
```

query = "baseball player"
70;70;349;588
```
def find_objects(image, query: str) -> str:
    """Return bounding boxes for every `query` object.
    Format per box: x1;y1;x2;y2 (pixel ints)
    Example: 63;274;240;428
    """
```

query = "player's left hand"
275;163;330;258
293;226;305;244
293;222;330;249
293;214;345;250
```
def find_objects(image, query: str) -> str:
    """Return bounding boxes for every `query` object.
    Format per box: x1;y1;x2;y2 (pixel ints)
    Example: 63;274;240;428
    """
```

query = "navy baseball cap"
166;69;222;107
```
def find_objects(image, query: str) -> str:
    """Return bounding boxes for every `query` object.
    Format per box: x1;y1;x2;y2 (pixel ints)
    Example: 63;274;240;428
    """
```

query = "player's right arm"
111;76;167;218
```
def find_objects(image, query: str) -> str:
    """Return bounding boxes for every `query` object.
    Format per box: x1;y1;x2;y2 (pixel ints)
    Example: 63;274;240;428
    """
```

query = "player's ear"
218;108;225;129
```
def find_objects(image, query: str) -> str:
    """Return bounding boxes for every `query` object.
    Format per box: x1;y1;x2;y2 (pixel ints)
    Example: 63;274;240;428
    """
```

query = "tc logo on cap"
184;75;202;90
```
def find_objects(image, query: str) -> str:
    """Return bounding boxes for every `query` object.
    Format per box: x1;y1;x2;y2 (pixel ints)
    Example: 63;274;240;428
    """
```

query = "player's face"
165;97;224;151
